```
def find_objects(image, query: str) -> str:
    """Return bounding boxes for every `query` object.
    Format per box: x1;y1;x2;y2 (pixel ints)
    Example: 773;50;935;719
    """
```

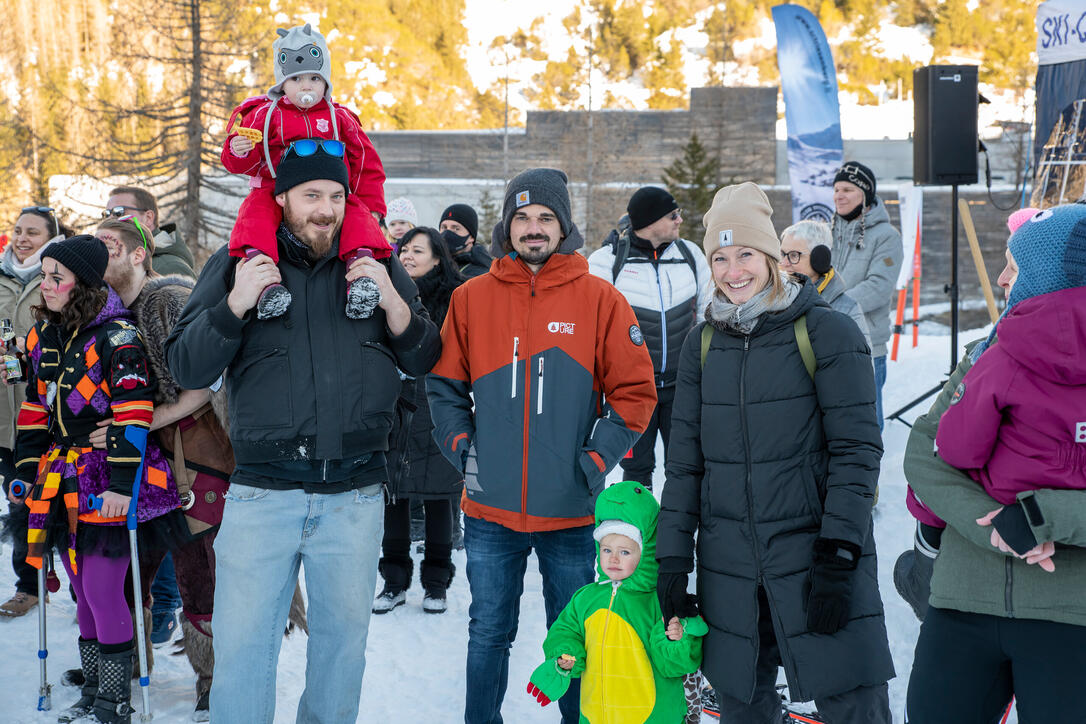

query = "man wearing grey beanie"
430;167;658;724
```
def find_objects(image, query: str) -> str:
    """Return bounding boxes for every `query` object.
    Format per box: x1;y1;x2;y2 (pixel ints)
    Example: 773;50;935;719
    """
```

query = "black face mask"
441;229;471;255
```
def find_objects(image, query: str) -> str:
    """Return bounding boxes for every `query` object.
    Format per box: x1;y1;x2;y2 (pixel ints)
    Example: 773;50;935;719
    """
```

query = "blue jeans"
463;516;595;724
210;483;383;724
873;354;887;432
150;551;182;617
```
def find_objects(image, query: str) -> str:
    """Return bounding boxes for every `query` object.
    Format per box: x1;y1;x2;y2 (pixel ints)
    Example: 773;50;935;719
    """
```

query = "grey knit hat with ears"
268;24;333;100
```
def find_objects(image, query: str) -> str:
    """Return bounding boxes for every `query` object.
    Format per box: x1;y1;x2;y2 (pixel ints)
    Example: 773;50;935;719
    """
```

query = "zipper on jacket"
536;357;544;415
1005;558;1014;618
511;337;520;398
600;581;619;711
322;458;328;482
654;265;668;380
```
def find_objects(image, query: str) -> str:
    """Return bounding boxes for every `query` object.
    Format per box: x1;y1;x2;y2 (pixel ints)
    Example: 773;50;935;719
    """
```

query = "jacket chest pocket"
230;347;293;430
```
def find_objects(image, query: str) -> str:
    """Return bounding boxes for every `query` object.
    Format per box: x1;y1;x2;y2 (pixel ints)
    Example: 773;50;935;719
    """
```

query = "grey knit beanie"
493;168;584;256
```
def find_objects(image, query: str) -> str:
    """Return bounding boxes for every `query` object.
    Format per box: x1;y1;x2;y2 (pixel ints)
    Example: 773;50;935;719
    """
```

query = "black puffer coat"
387;267;464;501
657;280;894;702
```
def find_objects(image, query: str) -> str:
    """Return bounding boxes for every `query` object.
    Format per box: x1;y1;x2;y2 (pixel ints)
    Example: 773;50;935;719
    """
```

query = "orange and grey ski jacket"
427;251;657;532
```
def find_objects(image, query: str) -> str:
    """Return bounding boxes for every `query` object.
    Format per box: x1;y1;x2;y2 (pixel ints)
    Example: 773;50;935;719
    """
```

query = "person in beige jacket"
0;206;66;617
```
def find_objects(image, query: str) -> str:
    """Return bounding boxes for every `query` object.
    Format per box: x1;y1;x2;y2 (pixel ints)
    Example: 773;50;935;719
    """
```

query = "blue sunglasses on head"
286;138;345;159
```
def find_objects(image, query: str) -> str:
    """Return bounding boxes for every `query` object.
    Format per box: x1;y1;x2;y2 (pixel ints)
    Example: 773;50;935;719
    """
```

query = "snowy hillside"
462;2;1033;141
0;322;1028;724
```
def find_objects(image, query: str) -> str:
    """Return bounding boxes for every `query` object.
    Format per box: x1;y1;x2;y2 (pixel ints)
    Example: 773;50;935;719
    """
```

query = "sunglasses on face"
285;138;346;159
668;209;683;222
781;250;806;265
116;214;150;251
102;205;147;219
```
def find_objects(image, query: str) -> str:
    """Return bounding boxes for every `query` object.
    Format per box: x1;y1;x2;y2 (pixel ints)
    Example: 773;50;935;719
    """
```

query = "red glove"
526;681;552;706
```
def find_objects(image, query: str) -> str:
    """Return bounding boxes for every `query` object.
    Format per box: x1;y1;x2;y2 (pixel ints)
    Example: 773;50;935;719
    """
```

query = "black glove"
991;498;1043;556
657;557;698;621
806;538;861;635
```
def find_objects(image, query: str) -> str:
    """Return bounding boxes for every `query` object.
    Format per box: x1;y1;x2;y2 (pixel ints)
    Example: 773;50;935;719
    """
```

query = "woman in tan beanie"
657;183;893;721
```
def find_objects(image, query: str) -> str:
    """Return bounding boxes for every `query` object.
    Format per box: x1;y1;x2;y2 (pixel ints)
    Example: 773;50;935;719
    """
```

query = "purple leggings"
60;552;133;645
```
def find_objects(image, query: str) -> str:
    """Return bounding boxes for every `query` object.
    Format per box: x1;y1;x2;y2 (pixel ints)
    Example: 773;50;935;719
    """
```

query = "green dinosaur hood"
594;481;659;592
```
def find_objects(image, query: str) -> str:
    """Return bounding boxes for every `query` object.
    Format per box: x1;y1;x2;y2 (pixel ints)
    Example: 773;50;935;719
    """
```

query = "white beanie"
385;197;418;226
593;520;642;550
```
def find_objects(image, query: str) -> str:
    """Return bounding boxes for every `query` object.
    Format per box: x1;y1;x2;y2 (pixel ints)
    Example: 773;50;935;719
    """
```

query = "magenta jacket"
933;286;1086;508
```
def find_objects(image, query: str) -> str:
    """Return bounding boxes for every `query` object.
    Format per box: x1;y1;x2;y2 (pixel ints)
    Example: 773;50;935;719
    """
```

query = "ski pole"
90;426;153;721
37;551;52;711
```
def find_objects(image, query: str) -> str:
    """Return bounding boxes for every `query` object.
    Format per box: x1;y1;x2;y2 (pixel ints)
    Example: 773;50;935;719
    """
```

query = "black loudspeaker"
913;65;978;186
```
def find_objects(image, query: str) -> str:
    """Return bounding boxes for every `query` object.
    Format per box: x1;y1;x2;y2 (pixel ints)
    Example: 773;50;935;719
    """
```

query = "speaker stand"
887;184;960;427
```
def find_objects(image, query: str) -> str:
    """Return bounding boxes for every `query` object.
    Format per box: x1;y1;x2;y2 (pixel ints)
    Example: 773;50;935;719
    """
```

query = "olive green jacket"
0;273;41;449
905;339;1086;627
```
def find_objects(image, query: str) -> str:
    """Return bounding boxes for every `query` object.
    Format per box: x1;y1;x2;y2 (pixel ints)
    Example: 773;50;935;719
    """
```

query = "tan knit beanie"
701;182;781;262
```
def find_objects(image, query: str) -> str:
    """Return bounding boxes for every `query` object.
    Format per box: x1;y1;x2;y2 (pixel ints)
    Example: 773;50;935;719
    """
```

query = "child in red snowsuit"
222;23;391;319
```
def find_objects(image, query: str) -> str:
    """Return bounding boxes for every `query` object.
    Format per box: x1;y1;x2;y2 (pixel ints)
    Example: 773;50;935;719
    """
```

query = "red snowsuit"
222;94;391;261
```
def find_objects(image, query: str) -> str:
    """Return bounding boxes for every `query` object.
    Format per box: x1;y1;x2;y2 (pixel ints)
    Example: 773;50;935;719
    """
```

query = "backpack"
610;233;700;284
700;315;816;380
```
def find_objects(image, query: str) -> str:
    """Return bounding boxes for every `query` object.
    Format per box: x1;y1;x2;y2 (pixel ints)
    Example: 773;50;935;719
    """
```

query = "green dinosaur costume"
532;481;706;723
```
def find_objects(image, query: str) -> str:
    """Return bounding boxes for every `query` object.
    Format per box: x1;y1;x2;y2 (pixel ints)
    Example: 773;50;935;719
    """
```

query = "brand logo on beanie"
516;191;530;208
316;119;329;133
718;230;733;247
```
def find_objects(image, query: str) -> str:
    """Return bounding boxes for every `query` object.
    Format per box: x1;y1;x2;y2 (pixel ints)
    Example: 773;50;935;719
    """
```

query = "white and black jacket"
588;230;712;388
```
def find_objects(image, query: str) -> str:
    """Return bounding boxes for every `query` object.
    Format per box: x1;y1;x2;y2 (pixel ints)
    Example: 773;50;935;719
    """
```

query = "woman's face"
997;248;1018;302
11;214;51;264
399;234;440;280
40;258;77;312
711;246;771;305
833;181;865;217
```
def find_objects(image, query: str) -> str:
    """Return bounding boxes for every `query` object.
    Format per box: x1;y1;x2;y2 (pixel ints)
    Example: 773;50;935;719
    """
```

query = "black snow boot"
420;559;455;614
58;636;98;722
244;248;291;320
93;640;135;724
894;524;939;622
372;557;412;614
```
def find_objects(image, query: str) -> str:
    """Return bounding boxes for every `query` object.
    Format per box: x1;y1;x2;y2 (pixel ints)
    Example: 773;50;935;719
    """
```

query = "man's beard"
283;198;341;258
515;234;555;266
104;262;136;297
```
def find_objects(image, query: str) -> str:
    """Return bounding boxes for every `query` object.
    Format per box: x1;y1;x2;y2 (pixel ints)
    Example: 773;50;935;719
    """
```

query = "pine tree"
662;132;720;242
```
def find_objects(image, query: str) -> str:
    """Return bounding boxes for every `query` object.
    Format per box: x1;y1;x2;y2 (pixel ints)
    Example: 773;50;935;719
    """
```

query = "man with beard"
104;186;197;279
439;203;493;278
165;143;441;723
428;168;657;724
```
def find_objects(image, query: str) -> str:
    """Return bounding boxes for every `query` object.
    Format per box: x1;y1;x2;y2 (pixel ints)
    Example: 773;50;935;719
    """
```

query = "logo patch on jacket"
629;325;644;346
316;118;330;133
950;381;966;405
547;321;575;335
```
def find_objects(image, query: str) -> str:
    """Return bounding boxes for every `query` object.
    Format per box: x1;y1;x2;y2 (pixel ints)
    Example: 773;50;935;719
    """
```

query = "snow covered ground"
0;322;1016;723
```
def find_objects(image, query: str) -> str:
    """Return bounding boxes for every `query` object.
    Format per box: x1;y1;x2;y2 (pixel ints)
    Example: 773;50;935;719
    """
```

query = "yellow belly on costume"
581;607;655;723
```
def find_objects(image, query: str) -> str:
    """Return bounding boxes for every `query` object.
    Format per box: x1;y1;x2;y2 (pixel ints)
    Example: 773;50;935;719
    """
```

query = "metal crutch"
90;425;153;721
37;550;52;711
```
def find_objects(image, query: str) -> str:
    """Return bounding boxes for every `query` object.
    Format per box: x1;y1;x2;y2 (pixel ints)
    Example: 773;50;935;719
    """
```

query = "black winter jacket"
164;233;441;474
387;267;464;500
657;280;894;702
455;244;493;279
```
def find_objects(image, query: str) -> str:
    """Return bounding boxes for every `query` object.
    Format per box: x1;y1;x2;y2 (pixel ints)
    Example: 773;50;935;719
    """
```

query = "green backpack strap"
700;324;713;368
700;317;815;380
794;314;815;380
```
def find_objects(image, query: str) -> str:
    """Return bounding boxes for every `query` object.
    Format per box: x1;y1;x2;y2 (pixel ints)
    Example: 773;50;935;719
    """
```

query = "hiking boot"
373;557;411;614
57;637;98;722
372;587;406;614
420;560;455;615
0;591;37;617
150;609;178;648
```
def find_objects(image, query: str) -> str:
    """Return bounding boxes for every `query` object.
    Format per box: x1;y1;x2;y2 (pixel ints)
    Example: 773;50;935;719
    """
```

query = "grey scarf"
1;236;58;285
707;273;802;334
